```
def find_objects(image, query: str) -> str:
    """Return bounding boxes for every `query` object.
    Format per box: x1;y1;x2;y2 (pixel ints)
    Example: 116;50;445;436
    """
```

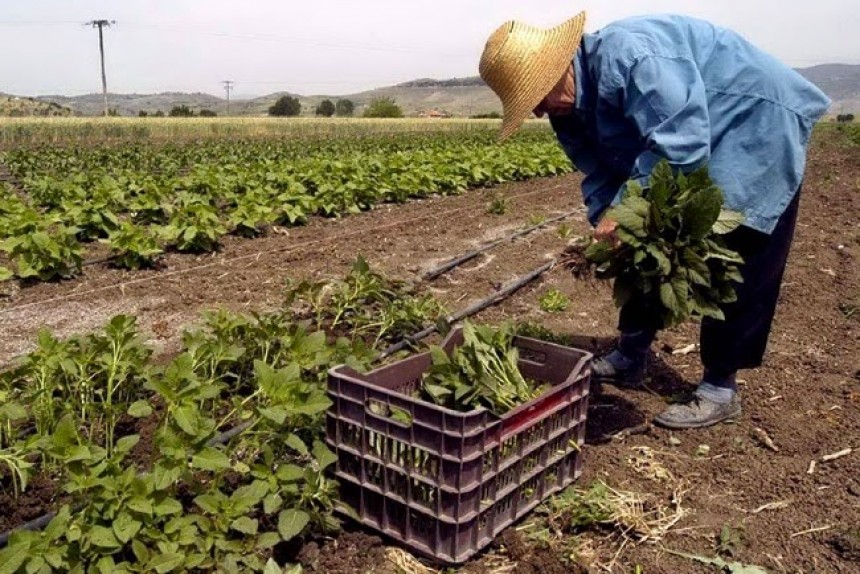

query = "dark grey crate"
325;326;592;564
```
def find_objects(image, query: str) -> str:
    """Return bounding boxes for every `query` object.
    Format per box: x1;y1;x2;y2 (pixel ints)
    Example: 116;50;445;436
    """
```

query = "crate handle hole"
366;399;414;428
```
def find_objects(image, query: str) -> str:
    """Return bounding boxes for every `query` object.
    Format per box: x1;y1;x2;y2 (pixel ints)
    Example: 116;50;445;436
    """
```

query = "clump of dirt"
560;242;595;280
498;529;589;574
831;529;860;562
0;473;65;533
296;531;393;573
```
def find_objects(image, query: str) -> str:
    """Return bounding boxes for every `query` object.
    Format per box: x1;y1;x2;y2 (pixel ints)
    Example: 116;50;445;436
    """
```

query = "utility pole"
222;80;234;115
86;19;115;116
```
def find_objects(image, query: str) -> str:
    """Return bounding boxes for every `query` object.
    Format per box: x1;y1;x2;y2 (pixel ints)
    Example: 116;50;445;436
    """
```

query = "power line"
123;22;472;59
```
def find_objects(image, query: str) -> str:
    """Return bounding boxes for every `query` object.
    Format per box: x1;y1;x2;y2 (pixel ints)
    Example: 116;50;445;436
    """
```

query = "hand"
594;216;619;246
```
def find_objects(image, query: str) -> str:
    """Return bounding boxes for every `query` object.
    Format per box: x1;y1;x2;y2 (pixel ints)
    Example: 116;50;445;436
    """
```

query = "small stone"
848;482;860;497
669;436;682;446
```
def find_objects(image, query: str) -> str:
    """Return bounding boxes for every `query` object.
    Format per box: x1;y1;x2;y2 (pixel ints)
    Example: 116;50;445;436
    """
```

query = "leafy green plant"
486;195;508;215
539;288;570;313
716;523;746;558
0;394;27;450
160;198;227;253
229;193;276;237
0;224;83;281
421;321;540;415
0;445;34;498
528;214;546;226
3;315;151;456
557;223;573;238
104;221;164;270
582;161;745;328
65;203;120;242
286;256;443;345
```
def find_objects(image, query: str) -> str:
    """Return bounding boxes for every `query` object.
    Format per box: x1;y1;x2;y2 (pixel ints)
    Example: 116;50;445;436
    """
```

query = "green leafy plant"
528;214;546;226
716;523;746;558
539;288;570;313
0;445;34;498
421;321;540;415
229;193;277;237
556;223;573;238
581;160;745;328
104;221;164;270
0;224;83;281
486;195;508;215
286;256;443;345
160;198;227;253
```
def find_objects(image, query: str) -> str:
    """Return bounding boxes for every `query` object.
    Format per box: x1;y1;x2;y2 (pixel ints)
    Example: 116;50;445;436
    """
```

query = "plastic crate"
325;326;592;564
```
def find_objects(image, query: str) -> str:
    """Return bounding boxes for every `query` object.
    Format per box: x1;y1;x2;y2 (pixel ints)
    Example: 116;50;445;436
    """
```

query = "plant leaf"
278;509;310;542
230;516;259;536
192;447;231;471
712;209;746;235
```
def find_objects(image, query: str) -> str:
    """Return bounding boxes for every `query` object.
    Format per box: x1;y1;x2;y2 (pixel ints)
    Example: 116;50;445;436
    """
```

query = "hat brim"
498;13;586;141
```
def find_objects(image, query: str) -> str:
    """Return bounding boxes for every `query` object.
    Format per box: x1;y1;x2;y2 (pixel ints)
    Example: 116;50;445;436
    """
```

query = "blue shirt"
550;15;831;234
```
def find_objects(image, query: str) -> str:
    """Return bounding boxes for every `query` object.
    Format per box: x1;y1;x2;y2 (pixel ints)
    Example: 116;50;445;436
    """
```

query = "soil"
1;133;858;572
0;473;65;534
294;531;397;574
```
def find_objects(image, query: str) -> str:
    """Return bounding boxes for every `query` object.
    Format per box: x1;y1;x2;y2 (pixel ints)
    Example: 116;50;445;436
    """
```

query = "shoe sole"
652;406;742;430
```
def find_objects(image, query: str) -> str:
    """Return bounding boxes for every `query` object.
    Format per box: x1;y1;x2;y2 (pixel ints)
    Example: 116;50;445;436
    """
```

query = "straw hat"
479;12;587;141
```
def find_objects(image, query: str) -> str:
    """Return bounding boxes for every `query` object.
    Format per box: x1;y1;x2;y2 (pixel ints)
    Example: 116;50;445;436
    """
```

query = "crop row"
0;259;444;573
0;130;572;282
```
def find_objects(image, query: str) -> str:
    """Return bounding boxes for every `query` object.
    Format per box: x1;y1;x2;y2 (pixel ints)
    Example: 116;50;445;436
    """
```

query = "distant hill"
0;94;73;117
796;64;860;113
35;92;224;117
21;63;860;117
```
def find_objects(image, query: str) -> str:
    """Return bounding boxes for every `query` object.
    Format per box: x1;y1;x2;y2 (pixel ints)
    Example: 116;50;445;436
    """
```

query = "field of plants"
0;120;859;573
0;127;569;283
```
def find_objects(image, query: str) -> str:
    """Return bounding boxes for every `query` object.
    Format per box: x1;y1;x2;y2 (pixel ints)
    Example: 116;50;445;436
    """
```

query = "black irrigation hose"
422;210;577;281
380;259;556;358
0;258;558;548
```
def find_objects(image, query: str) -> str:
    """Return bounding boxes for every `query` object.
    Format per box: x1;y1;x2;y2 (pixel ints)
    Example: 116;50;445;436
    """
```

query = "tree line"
268;96;406;118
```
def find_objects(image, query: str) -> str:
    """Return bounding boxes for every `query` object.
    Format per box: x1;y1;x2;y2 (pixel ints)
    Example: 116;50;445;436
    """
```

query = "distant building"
418;108;453;118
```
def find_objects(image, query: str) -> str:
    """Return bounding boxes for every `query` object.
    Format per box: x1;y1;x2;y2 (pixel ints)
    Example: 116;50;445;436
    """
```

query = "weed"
839;300;858;319
716;523;746;558
557;222;573;238
528;213;546;226
486;195;508;215
539;288;570;312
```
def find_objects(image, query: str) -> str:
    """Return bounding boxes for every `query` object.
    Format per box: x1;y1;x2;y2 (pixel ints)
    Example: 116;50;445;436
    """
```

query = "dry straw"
479;12;586;141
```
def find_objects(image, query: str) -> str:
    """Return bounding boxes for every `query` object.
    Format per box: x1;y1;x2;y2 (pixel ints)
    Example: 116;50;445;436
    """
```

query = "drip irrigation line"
0;182;566;316
422;209;578;281
380;259;557;358
0;257;559;547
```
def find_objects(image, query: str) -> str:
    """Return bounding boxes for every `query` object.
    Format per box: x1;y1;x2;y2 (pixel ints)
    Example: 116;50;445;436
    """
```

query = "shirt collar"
573;34;594;114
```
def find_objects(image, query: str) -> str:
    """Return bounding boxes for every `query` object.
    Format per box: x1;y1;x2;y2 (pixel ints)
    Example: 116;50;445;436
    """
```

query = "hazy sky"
1;1;857;98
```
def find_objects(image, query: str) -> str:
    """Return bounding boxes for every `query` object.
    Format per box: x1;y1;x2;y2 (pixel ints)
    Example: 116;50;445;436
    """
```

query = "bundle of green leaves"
584;161;745;329
421;321;540;415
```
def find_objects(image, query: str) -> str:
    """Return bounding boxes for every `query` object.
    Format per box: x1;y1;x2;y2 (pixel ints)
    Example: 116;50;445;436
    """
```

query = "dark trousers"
618;188;802;380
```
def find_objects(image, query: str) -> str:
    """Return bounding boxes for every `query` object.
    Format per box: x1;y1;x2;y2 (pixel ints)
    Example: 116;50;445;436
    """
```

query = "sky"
0;0;857;98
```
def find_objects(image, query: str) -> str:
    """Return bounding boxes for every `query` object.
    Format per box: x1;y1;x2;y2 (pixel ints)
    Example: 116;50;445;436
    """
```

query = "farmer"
479;13;831;429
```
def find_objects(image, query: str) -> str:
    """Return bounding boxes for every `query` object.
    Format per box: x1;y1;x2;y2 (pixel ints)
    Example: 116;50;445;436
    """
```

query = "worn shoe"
653;393;742;429
590;353;646;390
